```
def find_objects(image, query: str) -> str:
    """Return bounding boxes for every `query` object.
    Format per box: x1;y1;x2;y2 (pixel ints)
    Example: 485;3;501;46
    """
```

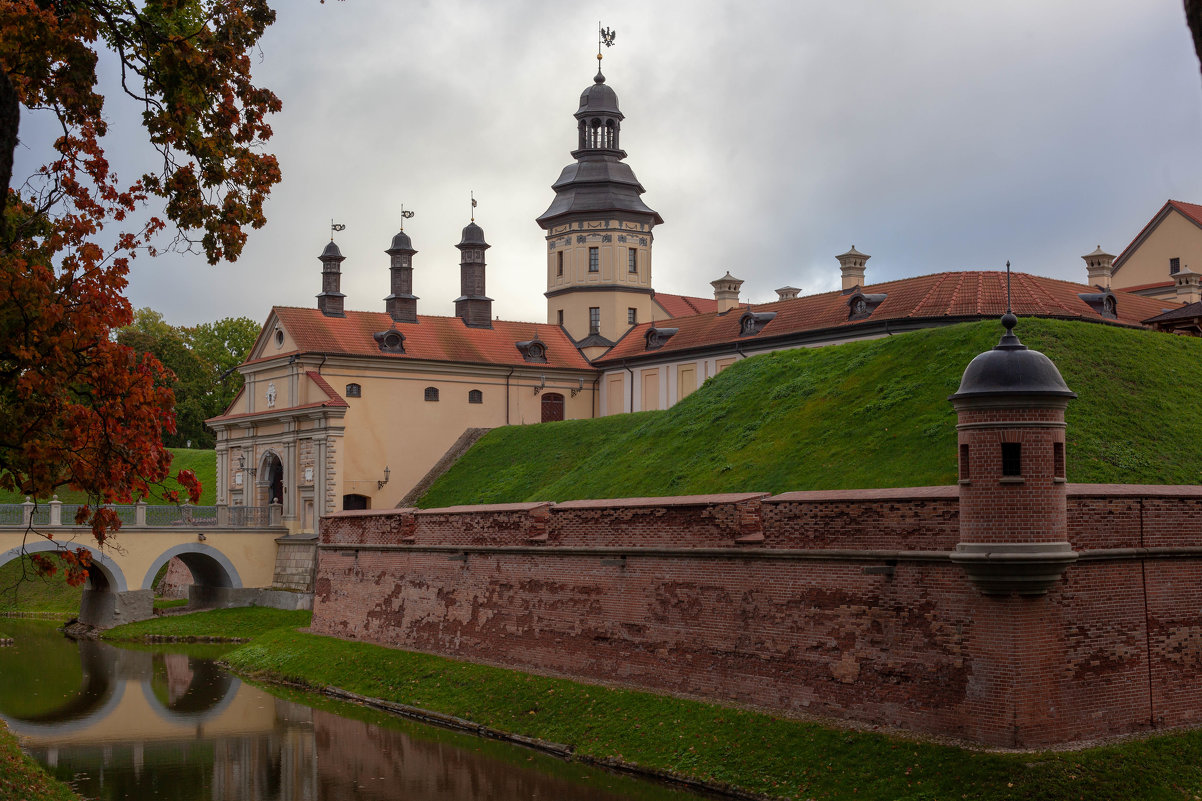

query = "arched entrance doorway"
261;452;283;506
541;392;564;423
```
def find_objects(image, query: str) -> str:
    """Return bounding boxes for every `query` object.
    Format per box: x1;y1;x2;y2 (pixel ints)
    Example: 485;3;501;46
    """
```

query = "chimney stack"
775;286;800;301
711;271;744;313
316;241;346;317
1174;266;1201;304
455;221;493;328
385;229;418;323
1081;246;1114;289
837;246;870;290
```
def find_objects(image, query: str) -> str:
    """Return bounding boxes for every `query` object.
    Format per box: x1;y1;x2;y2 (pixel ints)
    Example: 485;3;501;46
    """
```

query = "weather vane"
330;219;346;241
470;190;477;223
400;204;414;230
598;23;616;64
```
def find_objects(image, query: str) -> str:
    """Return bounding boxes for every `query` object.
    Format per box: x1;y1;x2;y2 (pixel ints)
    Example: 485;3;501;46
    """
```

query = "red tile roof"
654;292;718;317
1113;200;1202;273
596;271;1177;364
267;308;593;370
306;371;349;407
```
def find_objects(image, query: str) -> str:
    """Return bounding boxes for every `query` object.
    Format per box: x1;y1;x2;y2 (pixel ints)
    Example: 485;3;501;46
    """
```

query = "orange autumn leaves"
0;1;280;575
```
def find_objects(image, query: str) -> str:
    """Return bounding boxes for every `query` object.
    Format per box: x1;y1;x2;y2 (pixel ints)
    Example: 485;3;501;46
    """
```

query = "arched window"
345;383;361;398
468;389;483;404
343;493;370;511
424;386;439;402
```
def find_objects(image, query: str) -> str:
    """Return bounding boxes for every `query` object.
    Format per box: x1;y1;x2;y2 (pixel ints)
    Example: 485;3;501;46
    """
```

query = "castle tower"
537;63;663;354
949;310;1078;596
316;240;346;317
455;220;492;328
384;228;418;323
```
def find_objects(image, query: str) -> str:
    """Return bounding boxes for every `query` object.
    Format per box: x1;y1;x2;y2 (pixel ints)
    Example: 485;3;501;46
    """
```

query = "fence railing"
0;500;283;529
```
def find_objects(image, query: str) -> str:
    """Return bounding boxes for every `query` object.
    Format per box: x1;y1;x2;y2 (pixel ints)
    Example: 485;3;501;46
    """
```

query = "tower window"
1171;257;1181;275
1054;441;1065;479
424;387;439;402
1001;443;1022;477
628;307;637;325
468;389;483;404
959;444;970;480
628;248;638;273
557;251;564;277
557;309;564;326
589;307;600;335
345;383;361;398
588;247;599;273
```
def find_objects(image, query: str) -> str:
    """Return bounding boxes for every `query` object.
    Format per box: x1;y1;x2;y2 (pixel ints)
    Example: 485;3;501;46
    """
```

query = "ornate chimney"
385;229;418;323
1174;266;1201;304
455;221;493;328
317;240;346;318
775;286;801;301
711;271;744;313
1081;246;1114;289
837;246;869;291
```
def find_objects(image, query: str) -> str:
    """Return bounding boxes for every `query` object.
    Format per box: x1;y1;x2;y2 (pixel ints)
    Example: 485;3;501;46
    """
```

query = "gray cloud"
13;0;1202;324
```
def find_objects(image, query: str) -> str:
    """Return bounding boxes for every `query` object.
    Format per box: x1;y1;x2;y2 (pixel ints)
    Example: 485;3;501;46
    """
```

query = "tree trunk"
1188;0;1202;80
0;69;16;221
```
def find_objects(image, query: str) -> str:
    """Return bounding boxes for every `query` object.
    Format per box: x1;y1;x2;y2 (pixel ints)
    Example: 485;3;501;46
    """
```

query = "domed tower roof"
576;70;623;119
387;229;414;253
458;221;489;248
320;240;345;261
536;67;662;230
950;313;1076;401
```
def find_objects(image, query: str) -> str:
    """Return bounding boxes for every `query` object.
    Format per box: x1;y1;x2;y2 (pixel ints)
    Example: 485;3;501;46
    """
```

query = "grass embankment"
419;319;1202;506
102;607;311;642
0;721;78;801
105;608;1202;800
0;447;217;506
0;558;78;616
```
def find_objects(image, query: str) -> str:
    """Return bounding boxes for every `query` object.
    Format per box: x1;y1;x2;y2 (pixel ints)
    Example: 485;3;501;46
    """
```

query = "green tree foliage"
117;308;257;448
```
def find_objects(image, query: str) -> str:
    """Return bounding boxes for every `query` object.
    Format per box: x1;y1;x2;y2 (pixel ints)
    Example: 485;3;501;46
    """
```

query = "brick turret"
948;310;1078;596
316;240;346;318
384;229;418;323
455;221;493;328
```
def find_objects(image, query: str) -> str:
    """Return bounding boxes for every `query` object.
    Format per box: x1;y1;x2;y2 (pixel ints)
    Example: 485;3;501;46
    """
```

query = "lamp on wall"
378;465;391;490
532;374;546;395
570;377;584;398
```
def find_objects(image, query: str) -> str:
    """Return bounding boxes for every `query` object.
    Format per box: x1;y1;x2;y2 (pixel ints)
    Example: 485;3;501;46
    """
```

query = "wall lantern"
378;465;391;490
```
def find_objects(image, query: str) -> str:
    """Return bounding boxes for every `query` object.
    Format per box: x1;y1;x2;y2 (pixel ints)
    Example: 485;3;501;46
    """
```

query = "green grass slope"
419;318;1202;506
0;448;216;506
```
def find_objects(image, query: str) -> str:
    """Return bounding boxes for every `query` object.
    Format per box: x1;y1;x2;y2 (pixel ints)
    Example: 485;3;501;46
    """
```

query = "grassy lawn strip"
0;721;79;801
103;607;310;642
222;625;1202;801
0;447;217;506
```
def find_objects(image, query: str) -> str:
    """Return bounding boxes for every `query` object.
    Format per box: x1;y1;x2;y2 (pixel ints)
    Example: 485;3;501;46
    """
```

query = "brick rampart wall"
311;486;1202;747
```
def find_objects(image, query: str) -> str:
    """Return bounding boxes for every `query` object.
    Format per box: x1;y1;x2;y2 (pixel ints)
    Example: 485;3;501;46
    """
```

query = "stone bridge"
0;500;315;627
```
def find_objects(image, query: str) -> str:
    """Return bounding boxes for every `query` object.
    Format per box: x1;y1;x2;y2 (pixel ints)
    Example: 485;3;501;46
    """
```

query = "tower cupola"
575;70;624;153
384;228;418;323
317;240;346;318
455;220;492;328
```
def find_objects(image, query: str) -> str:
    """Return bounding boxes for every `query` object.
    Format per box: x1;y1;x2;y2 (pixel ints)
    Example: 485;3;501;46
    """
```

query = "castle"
206;59;1183;533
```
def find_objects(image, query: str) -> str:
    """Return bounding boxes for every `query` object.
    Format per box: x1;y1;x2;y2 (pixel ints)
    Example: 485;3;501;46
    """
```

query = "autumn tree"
0;0;282;581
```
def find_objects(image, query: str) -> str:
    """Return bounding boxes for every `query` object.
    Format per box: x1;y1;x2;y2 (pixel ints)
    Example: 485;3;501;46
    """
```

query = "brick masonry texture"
310;487;1202;747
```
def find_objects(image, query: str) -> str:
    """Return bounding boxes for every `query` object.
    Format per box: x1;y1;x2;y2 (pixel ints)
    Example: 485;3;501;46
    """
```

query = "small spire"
470;190;477;222
998;260;1022;349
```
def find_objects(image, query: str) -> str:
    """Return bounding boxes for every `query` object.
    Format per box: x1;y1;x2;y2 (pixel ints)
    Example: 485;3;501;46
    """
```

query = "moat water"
0;619;709;801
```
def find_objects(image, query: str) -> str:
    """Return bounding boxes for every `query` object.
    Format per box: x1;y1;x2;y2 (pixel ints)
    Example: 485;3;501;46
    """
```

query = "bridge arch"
0;539;128;593
140;543;243;592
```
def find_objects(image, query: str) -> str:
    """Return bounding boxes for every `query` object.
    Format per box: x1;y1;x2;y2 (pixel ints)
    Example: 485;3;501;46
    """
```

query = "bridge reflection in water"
0;623;703;801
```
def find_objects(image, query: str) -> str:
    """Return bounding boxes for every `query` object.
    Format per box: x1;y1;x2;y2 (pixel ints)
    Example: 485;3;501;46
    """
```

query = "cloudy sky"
15;0;1202;326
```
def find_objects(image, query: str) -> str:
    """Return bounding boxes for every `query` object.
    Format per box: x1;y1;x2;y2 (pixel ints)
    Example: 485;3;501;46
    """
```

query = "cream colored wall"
546;218;656;343
310;359;595;509
1112;209;1202;292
